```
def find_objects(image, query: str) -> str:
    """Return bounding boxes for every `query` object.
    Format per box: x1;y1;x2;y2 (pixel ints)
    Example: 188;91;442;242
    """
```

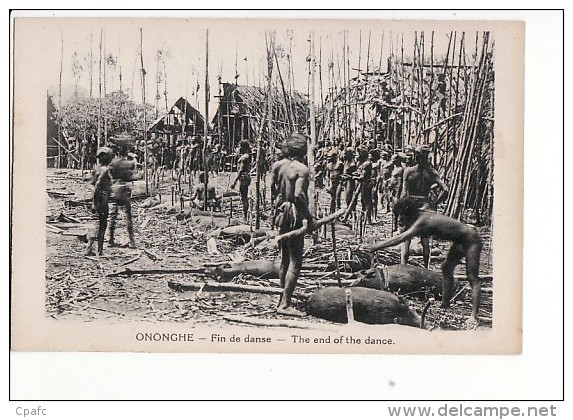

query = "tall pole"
308;31;317;217
139;28;149;195
57;35;63;169
103;31;108;145
98;29;103;147
89;34;93;100
203;29;210;210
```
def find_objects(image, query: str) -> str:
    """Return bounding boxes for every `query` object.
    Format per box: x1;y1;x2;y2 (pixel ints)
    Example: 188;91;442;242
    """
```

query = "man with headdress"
273;133;317;316
400;144;449;267
231;139;252;220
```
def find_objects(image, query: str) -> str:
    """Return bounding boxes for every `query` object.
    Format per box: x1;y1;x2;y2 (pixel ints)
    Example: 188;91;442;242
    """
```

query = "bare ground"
46;168;493;330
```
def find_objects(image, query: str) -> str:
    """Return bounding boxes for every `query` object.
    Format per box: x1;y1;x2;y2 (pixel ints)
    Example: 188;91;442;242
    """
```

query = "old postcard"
10;15;524;354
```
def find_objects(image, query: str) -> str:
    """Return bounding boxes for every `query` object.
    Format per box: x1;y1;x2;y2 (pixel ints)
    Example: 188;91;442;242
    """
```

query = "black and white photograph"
11;16;524;354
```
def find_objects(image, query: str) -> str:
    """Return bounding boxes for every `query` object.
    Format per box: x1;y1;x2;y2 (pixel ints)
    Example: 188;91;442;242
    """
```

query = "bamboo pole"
272;37;293;131
57;35;63;169
345;31;351;144
98;29;103;147
103;31;108;145
139;28;149;195
400;34;405;149
446;32;490;218
443;31;457;174
308;31;317;217
430;31;436;161
363;31;371;142
89;34;93;100
203;29;210;211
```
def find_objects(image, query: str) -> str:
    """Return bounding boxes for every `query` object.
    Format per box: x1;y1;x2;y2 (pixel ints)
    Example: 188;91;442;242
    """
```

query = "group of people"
271;134;483;327
84;132;484;327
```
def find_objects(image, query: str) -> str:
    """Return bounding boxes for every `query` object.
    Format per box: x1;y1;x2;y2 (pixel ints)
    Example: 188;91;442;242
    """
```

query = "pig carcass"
349;264;459;297
306;287;421;327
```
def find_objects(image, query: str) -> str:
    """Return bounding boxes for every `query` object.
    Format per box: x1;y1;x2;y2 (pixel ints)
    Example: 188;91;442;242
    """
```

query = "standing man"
108;156;139;249
325;149;343;214
369;148;381;221
231;139;252;220
86;147;114;256
400;144;449;267
342;147;357;210
273;133;317;316
355;146;373;224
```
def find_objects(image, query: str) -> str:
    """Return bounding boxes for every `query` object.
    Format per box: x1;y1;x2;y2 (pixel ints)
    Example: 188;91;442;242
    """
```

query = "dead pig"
306;287;421;327
349;264;459;298
205;260;279;281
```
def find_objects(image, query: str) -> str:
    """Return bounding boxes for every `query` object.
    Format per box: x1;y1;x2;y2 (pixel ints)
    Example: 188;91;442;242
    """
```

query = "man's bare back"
277;159;310;208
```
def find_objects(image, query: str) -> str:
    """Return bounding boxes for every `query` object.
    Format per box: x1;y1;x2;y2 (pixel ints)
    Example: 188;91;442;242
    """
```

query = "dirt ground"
45;167;493;330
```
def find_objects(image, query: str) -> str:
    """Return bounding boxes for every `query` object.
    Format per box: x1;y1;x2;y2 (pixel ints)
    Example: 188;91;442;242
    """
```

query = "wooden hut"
211;83;308;154
148;97;207;145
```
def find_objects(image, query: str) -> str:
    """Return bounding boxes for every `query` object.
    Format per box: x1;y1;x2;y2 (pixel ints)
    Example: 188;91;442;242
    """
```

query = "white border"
4;5;567;413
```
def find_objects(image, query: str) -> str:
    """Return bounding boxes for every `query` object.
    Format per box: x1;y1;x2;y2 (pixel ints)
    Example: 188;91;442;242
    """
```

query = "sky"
26;17;484;118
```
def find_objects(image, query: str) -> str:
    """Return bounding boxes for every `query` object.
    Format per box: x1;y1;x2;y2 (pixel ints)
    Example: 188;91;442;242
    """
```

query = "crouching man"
273;133;317;316
364;197;483;328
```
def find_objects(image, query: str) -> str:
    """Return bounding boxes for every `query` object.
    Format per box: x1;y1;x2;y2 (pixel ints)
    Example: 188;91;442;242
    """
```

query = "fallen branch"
168;280;309;297
122;253;143;266
107;267;206;277
46;224;63;233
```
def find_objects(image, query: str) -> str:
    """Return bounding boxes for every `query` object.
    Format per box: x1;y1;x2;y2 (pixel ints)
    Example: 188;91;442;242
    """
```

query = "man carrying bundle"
273;133;317;316
108;155;140;249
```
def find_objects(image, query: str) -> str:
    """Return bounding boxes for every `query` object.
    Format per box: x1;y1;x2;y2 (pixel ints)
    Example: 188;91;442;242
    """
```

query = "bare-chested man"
355;146;373;223
231;140;252;220
387;153;406;208
341;147;358;222
273;133;317;316
365;196;483;328
400;144;449;267
86;147;114;256
325;149;343;214
369;149;381;221
191;172;219;210
269;155;289;230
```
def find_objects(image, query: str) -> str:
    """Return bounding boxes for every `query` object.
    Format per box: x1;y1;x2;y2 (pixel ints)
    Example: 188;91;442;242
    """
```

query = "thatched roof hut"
211;83;308;153
148;97;206;137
